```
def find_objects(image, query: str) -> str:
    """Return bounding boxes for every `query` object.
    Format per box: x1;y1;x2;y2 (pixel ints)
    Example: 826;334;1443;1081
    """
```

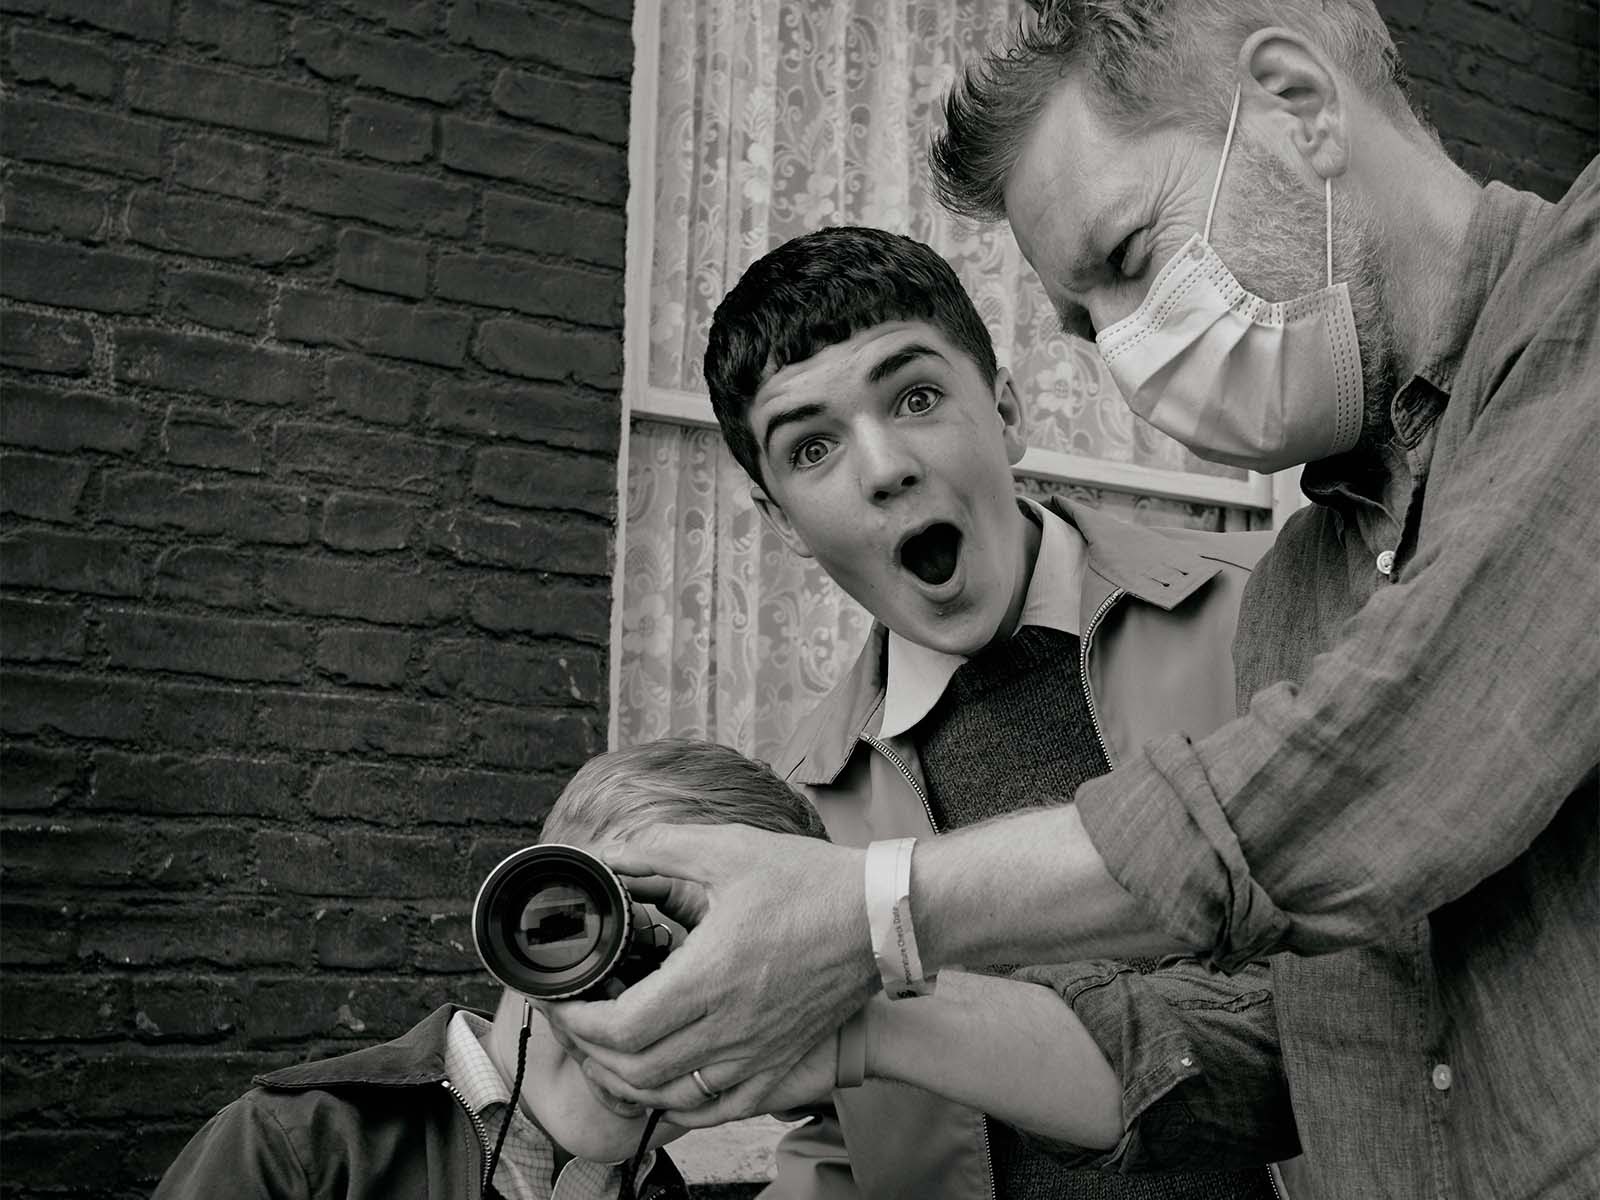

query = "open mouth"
899;522;962;587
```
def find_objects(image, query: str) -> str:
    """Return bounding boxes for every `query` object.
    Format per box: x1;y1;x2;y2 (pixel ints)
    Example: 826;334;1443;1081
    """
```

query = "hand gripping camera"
472;844;675;1000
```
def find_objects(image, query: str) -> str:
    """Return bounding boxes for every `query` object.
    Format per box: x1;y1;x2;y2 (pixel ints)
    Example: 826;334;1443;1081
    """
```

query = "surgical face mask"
1095;89;1363;472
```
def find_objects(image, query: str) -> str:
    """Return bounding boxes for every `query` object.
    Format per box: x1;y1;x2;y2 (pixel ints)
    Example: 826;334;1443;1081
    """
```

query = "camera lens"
516;882;601;970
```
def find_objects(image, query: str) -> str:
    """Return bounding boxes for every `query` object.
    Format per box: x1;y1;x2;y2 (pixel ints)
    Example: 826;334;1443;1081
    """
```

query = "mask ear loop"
1203;86;1243;244
1325;174;1334;287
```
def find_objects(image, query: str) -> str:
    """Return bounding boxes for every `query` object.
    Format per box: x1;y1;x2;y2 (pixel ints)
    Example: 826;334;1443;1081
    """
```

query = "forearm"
863;969;1123;1149
910;804;1185;970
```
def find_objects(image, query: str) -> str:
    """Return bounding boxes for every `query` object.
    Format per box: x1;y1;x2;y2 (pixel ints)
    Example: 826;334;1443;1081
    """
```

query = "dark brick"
0;236;156;313
0;976;128;1040
336;227;428;298
292;17;477;103
0;95;162;178
8;27;120;97
315;626;411;686
491;67;627;145
3;1050;293;1121
145;680;258;748
0;598;86;663
326;355;421;426
468;575;609;642
80;903;311;967
0;1129;128;1189
0;744;80;812
426;380;619;452
473;318;621;389
436;252;620;326
116;329;317;406
308;761;558;825
313;908;405;969
472;444;613;514
0;385;145;454
89;751;303;819
432;508;608;574
153;546;256;608
130;975;244;1041
320;492;421;551
0;452;89;520
441;115;626;205
180;0;282;66
282;156;473;236
256;689;460;757
171;135;275;201
478;707;601;770
129;57;329;142
1;820;251;887
336;0;435;36
262;556;456;624
167;268;272;335
483;191;624;269
128;190;329;267
424;639;602;706
0;171;112;241
101;609;310;683
258;829;464;897
341;95;433;163
414;907;479;972
245;976;439;1044
102;472;310;544
0;0;173;40
0;898;78;962
274;422;460;493
161;408;262;473
278;288;471;367
0;310;95;376
447;0;630;81
0;530;146;596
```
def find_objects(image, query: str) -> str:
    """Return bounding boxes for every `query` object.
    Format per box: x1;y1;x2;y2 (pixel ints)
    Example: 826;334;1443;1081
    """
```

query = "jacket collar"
784;497;1219;786
254;1003;468;1091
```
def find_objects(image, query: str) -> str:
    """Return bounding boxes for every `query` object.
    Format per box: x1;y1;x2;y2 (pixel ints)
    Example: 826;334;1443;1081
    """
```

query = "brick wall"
0;1;629;1195
1384;0;1597;200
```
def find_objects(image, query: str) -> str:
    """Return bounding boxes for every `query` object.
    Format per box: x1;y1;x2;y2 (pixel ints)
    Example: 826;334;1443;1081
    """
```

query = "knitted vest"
914;625;1275;1200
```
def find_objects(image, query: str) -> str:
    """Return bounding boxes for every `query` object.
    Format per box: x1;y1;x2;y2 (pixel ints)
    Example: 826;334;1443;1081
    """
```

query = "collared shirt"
1076;162;1600;1200
444;1010;654;1200
880;497;1086;738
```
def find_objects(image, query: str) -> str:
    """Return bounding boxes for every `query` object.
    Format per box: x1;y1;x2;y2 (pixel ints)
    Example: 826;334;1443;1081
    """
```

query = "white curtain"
619;0;1263;762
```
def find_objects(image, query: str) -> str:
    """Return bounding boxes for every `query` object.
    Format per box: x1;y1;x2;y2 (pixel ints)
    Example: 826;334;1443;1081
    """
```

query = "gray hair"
931;0;1427;221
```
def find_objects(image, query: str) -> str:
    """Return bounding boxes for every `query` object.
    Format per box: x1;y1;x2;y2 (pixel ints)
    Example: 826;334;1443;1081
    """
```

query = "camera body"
472;844;673;1000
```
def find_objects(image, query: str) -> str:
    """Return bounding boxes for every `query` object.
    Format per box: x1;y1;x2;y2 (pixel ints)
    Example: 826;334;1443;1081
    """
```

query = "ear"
994;368;1028;467
1237;28;1349;182
751;486;814;560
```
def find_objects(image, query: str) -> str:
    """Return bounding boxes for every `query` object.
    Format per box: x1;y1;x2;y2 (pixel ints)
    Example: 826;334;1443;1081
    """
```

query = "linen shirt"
880;497;1086;737
444;1010;654;1200
1075;163;1600;1198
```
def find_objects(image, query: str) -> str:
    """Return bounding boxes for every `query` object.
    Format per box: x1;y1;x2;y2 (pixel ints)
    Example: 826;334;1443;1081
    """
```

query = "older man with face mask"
546;4;1599;1198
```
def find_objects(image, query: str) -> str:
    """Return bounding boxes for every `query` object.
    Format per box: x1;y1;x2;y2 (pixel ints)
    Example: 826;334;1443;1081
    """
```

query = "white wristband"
865;837;934;999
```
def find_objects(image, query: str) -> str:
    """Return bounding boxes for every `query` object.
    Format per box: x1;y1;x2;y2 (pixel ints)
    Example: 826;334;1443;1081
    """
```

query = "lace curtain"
618;0;1265;761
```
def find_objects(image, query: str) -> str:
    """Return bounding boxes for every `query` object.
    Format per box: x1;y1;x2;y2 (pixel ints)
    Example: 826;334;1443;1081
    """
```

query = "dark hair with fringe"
703;226;998;487
932;0;1426;222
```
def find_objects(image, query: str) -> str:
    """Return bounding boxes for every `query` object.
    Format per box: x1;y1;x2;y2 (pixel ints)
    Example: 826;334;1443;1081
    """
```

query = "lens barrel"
472;844;634;1000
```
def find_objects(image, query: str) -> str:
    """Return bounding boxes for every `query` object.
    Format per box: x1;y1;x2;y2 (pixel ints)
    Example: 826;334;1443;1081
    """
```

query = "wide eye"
899;385;941;415
791;437;831;468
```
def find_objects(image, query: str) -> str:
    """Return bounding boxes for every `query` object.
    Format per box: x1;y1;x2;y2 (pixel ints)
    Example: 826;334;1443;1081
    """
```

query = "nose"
857;429;920;503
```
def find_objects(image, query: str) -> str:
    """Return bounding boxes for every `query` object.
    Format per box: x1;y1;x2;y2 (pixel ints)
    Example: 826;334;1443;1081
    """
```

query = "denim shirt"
1075;159;1600;1200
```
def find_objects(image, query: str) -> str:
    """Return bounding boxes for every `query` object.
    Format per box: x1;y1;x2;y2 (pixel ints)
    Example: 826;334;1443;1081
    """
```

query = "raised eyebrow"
866;343;947;386
760;400;828;460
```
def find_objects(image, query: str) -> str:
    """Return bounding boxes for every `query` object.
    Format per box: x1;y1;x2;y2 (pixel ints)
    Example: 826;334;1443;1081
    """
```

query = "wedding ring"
690;1068;719;1101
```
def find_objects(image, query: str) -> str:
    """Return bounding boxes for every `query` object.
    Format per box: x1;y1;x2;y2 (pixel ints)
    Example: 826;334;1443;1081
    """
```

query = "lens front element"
517;882;601;970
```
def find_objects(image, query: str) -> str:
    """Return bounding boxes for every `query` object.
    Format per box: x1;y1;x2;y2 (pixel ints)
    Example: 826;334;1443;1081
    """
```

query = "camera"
472;844;674;1000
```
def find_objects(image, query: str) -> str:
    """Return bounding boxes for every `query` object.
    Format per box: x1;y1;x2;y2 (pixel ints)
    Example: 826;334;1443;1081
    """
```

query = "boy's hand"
542;823;874;1104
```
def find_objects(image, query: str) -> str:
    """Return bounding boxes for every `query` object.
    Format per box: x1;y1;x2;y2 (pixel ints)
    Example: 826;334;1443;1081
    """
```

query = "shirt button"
1376;549;1396;576
1431;1063;1453;1091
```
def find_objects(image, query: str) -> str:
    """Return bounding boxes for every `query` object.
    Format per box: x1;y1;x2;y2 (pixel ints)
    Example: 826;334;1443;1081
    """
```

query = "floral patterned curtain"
618;0;1265;762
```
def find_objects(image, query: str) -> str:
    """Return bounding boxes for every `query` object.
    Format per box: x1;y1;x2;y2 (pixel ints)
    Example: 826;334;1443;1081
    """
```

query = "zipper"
1268;1162;1285;1199
859;733;999;1200
1079;588;1124;771
441;1079;492;1197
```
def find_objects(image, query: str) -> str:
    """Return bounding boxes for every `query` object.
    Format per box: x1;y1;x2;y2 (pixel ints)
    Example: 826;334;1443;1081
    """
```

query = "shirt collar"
880;497;1085;739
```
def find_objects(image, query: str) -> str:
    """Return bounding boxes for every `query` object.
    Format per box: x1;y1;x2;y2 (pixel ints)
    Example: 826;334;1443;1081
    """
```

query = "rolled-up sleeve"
1074;176;1600;972
1011;958;1297;1171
